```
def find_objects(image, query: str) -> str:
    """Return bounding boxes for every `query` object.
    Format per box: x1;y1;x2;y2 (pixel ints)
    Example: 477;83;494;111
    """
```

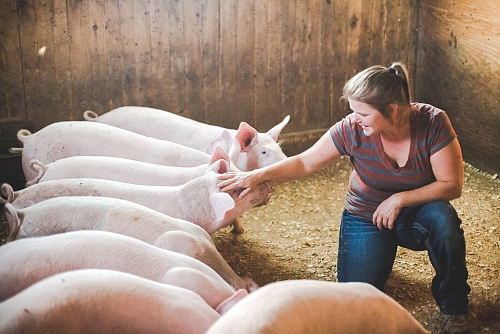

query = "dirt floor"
1;156;499;333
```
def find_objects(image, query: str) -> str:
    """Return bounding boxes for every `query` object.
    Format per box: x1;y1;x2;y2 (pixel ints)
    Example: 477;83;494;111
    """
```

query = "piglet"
12;121;216;182
0;269;220;334
1;172;272;234
0;230;247;311
206;280;429;334
84;106;290;171
5;196;258;292
25;147;234;187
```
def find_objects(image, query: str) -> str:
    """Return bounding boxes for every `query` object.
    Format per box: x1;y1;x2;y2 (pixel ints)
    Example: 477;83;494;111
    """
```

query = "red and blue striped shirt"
330;103;457;220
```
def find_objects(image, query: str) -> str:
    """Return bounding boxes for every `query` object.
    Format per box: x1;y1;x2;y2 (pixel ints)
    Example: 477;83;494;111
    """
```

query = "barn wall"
415;1;500;175
0;0;418;137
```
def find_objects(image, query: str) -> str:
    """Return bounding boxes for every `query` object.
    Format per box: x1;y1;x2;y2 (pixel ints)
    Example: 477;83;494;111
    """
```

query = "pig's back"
86;106;227;151
18;121;210;181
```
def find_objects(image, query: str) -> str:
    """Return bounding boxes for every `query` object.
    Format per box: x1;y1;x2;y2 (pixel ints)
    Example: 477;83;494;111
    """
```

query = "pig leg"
161;267;247;313
231;218;245;234
155;231;248;291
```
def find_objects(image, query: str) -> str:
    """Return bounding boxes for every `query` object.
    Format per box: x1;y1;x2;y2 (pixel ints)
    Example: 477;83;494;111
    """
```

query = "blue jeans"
337;201;470;315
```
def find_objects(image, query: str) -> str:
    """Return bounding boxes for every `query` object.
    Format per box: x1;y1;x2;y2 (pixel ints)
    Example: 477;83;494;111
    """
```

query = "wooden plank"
17;0;39;130
254;0;267;127
416;0;500;174
264;0;282;131
279;0;297;132
330;0;349;121
105;0;125;110
320;0;334;126
201;0;220;125
119;0;138;106
236;0;255;126
303;0;322;130
0;0;26;127
134;0;153;107
149;0;171;110
52;0;73;118
219;0;238;128
292;0;307;128
168;0;185;115
184;0;204;121
88;0;109;114
67;0;92;120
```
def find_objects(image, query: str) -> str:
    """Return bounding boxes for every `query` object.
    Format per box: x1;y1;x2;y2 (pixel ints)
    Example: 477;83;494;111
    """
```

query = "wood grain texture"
416;0;500;174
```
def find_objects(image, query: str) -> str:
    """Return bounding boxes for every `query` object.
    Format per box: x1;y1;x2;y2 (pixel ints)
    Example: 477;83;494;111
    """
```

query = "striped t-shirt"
330;103;457;220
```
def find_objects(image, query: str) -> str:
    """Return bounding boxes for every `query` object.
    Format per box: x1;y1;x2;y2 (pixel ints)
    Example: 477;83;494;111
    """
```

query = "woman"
218;62;470;334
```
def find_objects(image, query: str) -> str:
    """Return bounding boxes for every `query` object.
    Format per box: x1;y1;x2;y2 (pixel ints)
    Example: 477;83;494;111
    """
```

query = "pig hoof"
231;222;245;235
241;276;259;292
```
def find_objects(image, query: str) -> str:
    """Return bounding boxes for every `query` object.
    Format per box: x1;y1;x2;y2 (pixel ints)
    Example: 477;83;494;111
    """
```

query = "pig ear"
5;203;21;242
210;191;235;225
208;146;230;166
267;115;290;142
235;122;259;152
207;159;230;174
208;131;240;163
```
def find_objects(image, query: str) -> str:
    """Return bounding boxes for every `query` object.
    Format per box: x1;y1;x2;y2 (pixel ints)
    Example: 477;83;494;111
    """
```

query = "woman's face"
348;98;391;136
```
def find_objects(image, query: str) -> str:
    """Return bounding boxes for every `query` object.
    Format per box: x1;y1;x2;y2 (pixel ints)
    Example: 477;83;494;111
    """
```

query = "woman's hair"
342;62;412;118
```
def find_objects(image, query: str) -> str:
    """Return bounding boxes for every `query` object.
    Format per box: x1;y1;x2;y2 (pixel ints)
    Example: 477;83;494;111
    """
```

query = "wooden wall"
416;1;500;175
0;0;418;141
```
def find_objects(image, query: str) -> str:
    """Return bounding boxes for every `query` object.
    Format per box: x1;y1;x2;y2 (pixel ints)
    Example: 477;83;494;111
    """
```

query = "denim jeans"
337;201;470;315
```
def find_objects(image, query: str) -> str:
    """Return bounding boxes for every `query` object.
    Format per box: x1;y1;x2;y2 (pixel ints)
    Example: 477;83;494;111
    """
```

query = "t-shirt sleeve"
329;117;349;156
428;110;457;156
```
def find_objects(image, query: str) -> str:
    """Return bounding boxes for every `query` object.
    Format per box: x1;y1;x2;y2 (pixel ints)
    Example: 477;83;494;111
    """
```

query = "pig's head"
203;172;272;234
209;116;290;171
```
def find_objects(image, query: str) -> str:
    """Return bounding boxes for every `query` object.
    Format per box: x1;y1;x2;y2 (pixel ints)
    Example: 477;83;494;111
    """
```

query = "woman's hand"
372;194;403;230
217;171;260;198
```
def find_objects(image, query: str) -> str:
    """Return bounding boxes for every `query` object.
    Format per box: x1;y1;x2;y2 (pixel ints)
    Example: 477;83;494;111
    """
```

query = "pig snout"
253;181;273;207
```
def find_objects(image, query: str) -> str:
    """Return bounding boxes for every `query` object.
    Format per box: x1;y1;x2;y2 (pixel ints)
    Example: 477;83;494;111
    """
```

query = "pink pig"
0;172;272;234
84;106;290;171
0;269;220;334
5;196;258;292
25;149;234;187
206;280;429;334
0;230;247;312
12;121;218;182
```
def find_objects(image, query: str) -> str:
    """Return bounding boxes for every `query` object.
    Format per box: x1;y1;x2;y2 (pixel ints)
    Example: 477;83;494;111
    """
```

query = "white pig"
0;172;272;234
83;107;290;171
25;147;234;187
13;121;218;182
4;196;258;292
205;280;429;334
0;230;248;312
0;269;220;334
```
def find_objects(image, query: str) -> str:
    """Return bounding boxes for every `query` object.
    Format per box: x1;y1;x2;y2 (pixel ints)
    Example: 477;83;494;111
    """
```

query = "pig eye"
260;148;268;156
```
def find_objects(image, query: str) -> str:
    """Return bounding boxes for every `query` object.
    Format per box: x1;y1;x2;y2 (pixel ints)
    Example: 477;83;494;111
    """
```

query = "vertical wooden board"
357;0;375;69
330;0;349;121
31;0;60;126
52;0;73;118
201;0;220;125
134;0;153;107
320;0;334;127
263;0;282;131
292;0;306;128
416;0;500;174
236;0;255;126
303;0;322;130
254;0;268;127
0;0;26;123
105;0;125;110
279;0;297;131
119;0;138;106
17;0;40;130
149;0;170;110
347;0;362;73
67;0;92;120
184;0;204;121
168;0;185;115
88;0;109;113
219;0;238;128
